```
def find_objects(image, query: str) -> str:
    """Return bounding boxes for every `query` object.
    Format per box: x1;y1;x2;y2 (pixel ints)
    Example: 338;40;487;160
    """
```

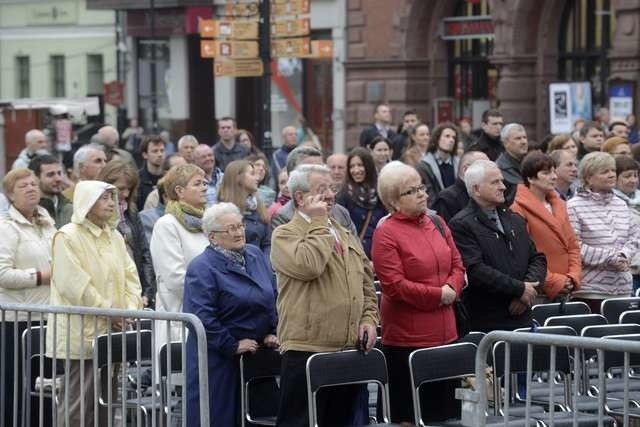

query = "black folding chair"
601;297;640;324
619;310;640;325
544;314;607;334
599;334;640;418
305;348;401;426
458;331;486;347
158;341;183;419
532;302;591;326
239;348;281;426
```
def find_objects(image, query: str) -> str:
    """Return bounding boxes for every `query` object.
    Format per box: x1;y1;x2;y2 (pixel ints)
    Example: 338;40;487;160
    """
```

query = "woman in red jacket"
372;161;465;424
511;152;581;301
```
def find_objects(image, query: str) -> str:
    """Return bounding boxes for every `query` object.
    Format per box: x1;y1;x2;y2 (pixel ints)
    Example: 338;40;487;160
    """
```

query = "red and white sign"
442;16;494;40
103;81;124;107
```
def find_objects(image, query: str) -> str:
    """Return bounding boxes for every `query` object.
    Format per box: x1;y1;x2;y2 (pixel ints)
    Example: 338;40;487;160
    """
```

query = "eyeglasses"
211;223;245;235
399;184;427;197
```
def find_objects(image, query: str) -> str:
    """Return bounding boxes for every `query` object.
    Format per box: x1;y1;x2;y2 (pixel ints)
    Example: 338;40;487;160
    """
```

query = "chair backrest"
515;325;577;337
409;343;476;426
305;349;390;426
544;314;607;333
601;297;640;324
619;310;640;325
159;341;183;378
532;302;591;326
492;339;572;376
600;334;640;370
93;330;153;368
581;323;640;339
458;332;486;347
240;349;282;426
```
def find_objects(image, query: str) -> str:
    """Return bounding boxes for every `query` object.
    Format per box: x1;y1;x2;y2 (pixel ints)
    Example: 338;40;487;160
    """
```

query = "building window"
558;0;615;109
15;56;30;98
87;54;104;95
446;0;497;124
50;55;65;97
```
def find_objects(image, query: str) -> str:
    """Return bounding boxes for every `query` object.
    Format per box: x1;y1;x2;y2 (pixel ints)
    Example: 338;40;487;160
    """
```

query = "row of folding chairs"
531;297;640;326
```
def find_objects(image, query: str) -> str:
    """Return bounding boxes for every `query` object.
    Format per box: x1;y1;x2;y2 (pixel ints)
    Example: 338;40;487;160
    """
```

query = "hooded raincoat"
46;181;142;359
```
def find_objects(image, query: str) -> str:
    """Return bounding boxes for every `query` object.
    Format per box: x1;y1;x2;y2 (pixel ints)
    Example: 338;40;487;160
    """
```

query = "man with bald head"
326;153;348;190
271;125;299;182
12;129;49;169
96;125;134;164
193;144;224;206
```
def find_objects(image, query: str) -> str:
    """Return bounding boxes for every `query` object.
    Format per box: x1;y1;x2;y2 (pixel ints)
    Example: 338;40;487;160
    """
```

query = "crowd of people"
0;106;639;425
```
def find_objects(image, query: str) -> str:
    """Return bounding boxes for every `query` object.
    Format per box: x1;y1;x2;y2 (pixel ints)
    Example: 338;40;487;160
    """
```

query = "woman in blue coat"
183;202;278;427
336;147;388;258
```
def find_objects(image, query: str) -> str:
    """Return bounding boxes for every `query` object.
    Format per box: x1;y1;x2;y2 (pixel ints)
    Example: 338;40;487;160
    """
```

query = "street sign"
311;40;333;58
223;2;260;18
272;0;310;16
271;37;310;57
214;59;264;77
201;40;259;59
271;18;310;38
199;19;258;39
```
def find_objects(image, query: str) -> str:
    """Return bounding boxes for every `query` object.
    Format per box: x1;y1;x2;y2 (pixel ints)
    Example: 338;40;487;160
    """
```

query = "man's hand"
111;317;132;332
236;339;258;355
358;323;377;354
40;269;51;286
520;281;539;306
509;299;528;316
299;194;328;219
263;334;280;349
557;277;574;295
141;296;150;307
440;284;457;306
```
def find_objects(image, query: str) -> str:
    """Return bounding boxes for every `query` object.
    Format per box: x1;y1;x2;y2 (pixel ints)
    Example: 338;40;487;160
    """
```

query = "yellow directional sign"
271;18;310;38
214;59;264;77
311;40;333;58
223;2;260;18
271;37;311;57
272;0;310;16
201;40;259;59
199;19;258;40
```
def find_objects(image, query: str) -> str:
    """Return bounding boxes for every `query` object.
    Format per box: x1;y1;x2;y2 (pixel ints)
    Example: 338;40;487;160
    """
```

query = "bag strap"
427;212;445;239
358;210;374;241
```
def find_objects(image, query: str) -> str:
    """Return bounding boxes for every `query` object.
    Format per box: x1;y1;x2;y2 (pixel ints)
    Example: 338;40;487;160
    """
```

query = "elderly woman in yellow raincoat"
46;180;142;426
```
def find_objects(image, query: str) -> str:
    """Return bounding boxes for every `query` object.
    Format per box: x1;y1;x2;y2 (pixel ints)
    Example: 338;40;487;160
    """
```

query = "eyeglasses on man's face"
211;223;245;235
399;184;427;198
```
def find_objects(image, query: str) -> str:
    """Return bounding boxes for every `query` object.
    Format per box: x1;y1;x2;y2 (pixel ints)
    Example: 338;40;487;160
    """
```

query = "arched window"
558;0;616;110
446;0;497;123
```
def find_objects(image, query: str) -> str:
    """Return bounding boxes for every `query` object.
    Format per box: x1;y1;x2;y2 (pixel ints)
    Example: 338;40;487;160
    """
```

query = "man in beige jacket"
271;164;379;427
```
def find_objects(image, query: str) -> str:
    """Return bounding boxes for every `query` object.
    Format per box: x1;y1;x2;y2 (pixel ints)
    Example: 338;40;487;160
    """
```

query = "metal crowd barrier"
459;330;640;427
0;302;210;427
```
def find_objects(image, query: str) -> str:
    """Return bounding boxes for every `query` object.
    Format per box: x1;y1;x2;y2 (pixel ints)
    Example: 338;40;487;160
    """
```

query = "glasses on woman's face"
399;184;427;198
211;223;245;235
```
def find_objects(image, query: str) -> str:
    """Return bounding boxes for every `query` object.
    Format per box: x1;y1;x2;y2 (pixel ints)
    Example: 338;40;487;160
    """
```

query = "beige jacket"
0;205;55;321
46;181;142;359
271;212;378;353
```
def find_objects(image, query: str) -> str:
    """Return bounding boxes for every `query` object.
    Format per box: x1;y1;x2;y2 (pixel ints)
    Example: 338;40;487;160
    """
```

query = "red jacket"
511;184;582;300
371;212;465;347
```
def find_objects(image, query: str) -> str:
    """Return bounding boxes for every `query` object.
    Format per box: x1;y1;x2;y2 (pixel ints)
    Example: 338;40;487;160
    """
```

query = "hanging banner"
609;82;634;119
549;82;591;134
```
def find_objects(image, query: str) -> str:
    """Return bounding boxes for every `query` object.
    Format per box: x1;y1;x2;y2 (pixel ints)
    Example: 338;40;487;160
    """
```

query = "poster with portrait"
549;82;592;134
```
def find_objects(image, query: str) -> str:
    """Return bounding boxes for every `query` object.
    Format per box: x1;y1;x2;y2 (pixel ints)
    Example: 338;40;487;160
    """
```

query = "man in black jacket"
359;103;398;148
468;109;504;161
449;160;546;332
432;150;488;222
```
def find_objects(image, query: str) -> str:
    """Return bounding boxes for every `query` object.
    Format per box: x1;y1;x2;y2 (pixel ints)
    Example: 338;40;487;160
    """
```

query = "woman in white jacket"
0;168;56;427
150;164;209;349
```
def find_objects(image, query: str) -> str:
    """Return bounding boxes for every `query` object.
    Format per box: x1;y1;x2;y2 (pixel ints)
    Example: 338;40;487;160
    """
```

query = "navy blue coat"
183;244;277;427
243;209;271;258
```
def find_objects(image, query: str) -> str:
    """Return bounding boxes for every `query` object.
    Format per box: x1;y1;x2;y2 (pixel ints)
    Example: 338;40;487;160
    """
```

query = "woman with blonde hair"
98;160;156;307
150;164;209;344
547;133;578;156
218;160;271;256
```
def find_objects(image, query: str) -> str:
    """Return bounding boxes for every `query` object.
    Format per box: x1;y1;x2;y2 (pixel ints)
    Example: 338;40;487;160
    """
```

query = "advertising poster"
609;82;634;119
549;82;592;134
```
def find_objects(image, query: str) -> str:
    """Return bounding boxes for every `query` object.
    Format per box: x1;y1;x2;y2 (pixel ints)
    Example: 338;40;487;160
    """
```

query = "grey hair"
285;146;323;174
25;129;43;145
202;202;242;234
177;134;198;149
578;151;615;188
287;164;330;205
73;143;105;175
377;161;419;212
464;159;499;194
500;123;525;143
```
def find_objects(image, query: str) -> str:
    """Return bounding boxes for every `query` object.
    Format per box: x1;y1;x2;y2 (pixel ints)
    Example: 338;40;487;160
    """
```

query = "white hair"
177;134;198;149
202;202;242;234
73;143;104;175
287;164;330;204
500;123;525;143
377;161;419;211
464;159;499;194
25;129;43;145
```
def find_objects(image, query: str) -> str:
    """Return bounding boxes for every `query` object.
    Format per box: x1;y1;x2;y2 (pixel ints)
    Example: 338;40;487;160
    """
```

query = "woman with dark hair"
98;160;157;307
336;147;387;258
368;136;392;172
236;129;263;156
510;152;582;301
218;160;271;256
613;156;640;291
415;122;460;204
246;153;277;206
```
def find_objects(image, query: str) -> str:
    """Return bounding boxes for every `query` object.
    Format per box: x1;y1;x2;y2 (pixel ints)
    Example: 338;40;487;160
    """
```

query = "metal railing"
461;330;640;427
0;302;210;427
